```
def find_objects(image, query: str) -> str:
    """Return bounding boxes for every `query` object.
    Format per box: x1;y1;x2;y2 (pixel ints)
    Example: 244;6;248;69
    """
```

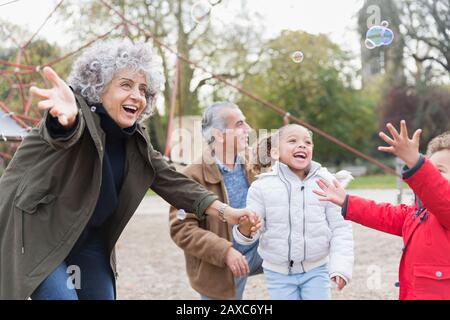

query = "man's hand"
224;247;249;278
30;67;78;129
313;178;347;207
378;120;422;169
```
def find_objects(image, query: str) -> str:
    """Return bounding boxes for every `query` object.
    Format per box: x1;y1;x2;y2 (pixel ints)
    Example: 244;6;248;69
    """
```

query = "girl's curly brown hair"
249;134;275;176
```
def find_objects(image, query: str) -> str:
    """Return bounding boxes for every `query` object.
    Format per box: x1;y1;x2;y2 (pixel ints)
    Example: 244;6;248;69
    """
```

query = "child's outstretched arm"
314;177;410;236
233;183;266;245
402;157;450;229
379;120;450;229
313;120;421;236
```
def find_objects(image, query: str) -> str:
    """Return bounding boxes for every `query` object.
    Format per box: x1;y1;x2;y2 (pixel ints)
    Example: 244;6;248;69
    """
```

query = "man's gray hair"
201;101;239;146
67;39;163;120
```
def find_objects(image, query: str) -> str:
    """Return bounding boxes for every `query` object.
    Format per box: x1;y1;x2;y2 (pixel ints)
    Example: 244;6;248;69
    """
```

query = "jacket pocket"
413;265;450;300
14;190;57;254
15;192;56;215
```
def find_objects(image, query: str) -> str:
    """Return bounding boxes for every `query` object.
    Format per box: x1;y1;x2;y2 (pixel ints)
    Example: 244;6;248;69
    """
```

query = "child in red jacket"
313;120;450;300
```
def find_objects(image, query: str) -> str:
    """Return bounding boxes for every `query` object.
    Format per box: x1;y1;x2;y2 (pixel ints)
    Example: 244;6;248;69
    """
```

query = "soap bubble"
365;39;376;50
176;209;187;221
191;1;212;24
365;21;394;49
291;51;304;63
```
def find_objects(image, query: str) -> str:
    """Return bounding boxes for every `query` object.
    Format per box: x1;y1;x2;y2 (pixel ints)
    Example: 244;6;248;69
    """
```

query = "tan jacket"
169;152;255;299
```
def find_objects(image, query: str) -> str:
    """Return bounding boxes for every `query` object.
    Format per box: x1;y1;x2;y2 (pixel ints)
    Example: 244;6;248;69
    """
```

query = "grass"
143;176;408;194
347;175;409;190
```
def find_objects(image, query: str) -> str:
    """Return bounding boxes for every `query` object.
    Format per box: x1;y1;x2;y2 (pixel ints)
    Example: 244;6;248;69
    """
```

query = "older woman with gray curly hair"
0;39;257;300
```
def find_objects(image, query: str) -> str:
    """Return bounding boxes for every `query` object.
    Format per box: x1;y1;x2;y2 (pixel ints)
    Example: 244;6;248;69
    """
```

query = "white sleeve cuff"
329;272;350;284
232;225;259;245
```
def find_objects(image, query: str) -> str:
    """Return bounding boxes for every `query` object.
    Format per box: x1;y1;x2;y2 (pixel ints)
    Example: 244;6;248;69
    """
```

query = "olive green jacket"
0;95;218;300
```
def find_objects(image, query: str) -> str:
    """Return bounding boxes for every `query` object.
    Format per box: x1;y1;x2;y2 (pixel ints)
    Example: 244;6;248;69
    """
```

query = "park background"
0;0;449;299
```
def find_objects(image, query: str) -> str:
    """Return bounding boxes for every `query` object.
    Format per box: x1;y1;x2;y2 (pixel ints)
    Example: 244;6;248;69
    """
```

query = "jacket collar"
200;149;254;184
258;160;322;182
215;154;242;173
92;103;137;140
201;150;223;184
75;94;150;160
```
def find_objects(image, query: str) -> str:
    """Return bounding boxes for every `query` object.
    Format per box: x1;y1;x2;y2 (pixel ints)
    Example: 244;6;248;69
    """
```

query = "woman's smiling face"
101;69;148;128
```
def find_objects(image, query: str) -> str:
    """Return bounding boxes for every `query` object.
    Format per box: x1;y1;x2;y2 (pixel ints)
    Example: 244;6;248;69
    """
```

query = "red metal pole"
164;58;181;158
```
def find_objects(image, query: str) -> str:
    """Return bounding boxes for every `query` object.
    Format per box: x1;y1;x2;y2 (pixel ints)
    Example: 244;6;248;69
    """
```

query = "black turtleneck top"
47;104;137;229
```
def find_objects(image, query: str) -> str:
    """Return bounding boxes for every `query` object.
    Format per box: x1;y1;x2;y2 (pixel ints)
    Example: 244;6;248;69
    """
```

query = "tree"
237;31;378;164
379;84;450;153
357;0;406;88
0;39;70;114
402;0;450;80
0;22;71;164
57;0;265;150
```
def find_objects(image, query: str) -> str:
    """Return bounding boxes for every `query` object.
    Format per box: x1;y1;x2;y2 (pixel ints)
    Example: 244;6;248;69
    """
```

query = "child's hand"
331;276;347;291
313;178;347;207
378;120;422;169
238;214;263;238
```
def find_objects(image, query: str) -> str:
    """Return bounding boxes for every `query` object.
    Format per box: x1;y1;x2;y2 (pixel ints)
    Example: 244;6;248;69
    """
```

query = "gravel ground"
115;189;414;300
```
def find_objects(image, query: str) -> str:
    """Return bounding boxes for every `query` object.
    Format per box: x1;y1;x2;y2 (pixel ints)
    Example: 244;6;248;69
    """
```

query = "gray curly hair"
201;101;239;147
67;39;163;119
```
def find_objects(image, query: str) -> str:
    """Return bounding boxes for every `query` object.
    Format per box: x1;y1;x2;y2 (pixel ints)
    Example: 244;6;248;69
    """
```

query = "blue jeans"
30;230;114;300
263;264;331;300
201;238;263;300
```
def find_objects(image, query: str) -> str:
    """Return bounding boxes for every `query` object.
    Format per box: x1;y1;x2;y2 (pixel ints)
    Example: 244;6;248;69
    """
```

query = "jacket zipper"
301;185;306;271
278;168;293;274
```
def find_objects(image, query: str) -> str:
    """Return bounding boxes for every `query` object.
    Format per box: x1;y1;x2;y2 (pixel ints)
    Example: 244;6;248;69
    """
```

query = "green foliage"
379;83;450;152
347;175;409;189
0;38;72;114
237;31;378;164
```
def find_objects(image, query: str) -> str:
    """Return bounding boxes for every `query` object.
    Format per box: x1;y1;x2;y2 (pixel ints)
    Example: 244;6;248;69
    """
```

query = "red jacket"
344;157;450;300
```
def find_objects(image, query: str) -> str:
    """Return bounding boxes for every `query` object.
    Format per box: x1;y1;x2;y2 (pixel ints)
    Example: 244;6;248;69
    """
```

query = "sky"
0;0;365;53
0;0;370;113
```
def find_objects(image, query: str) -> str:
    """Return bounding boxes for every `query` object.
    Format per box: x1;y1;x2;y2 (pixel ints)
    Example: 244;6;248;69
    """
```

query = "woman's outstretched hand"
313;178;347;207
205;200;258;225
30;66;78;129
378;120;422;169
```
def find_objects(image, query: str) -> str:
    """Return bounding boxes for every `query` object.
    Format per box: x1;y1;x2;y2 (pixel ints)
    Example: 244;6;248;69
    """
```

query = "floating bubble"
176;209;187;221
365;39;376;50
191;0;212;24
365;21;394;50
291;51;304;63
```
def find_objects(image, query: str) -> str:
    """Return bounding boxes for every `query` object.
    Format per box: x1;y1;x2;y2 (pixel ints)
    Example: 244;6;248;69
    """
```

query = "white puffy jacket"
234;161;354;282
